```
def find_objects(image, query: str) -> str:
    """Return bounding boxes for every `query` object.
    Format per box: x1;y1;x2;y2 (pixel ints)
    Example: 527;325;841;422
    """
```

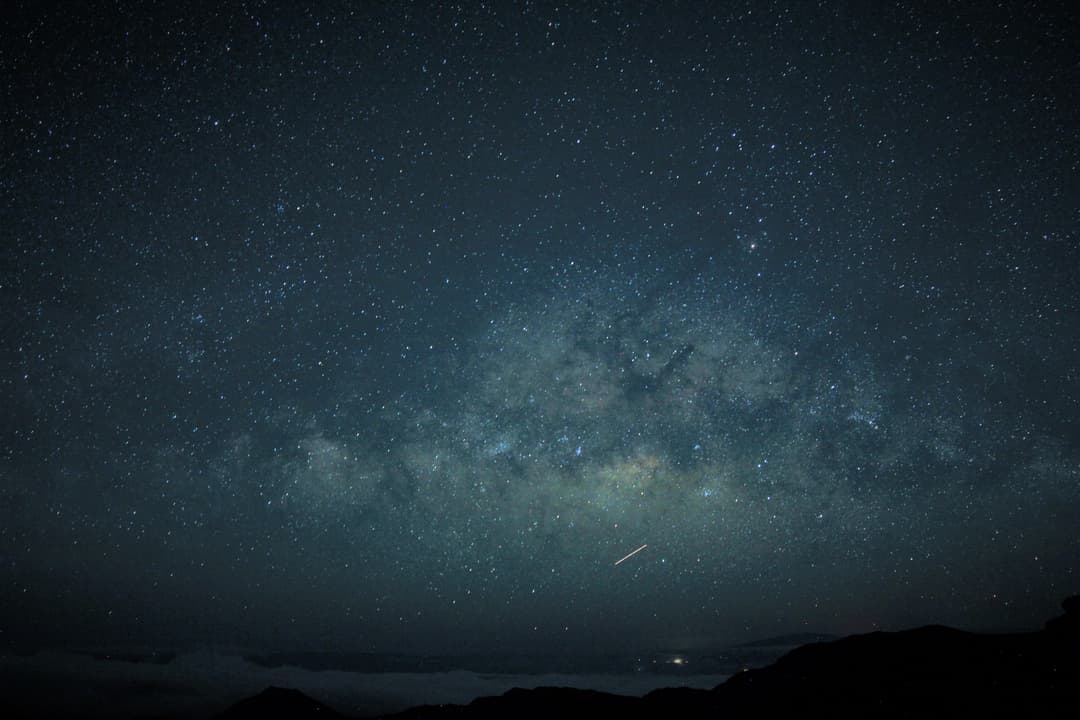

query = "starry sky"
2;1;1078;659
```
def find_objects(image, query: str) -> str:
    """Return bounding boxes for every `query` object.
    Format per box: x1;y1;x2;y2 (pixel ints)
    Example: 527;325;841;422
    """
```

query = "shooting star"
614;543;648;566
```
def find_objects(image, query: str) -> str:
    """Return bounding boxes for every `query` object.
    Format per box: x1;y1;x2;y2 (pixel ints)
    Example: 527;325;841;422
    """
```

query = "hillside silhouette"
374;595;1079;719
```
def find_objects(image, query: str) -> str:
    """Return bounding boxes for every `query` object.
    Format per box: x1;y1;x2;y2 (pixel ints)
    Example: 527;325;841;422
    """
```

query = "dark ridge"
734;632;840;648
372;595;1080;719
216;686;342;720
383;687;640;720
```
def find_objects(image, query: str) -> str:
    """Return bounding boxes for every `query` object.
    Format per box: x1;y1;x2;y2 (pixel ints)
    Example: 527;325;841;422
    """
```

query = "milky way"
2;2;1077;656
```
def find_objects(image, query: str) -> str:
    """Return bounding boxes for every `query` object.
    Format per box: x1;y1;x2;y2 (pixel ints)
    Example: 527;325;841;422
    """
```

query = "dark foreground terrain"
211;596;1080;720
4;598;1077;719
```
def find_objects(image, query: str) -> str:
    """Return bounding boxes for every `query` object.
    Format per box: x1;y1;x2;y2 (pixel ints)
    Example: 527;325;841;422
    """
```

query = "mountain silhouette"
216;685;343;719
373;595;1080;719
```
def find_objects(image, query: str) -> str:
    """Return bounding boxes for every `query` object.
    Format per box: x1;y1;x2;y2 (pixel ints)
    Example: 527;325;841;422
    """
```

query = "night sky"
2;1;1078;661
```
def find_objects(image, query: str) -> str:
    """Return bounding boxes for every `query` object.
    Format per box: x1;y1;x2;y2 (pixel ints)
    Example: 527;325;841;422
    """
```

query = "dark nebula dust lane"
1;1;1077;660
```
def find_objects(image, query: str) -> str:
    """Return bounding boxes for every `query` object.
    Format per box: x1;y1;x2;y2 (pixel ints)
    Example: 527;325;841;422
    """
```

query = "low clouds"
0;649;728;719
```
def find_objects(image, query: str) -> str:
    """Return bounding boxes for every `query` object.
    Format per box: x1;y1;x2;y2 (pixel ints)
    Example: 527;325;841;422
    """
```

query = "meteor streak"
614;543;648;565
